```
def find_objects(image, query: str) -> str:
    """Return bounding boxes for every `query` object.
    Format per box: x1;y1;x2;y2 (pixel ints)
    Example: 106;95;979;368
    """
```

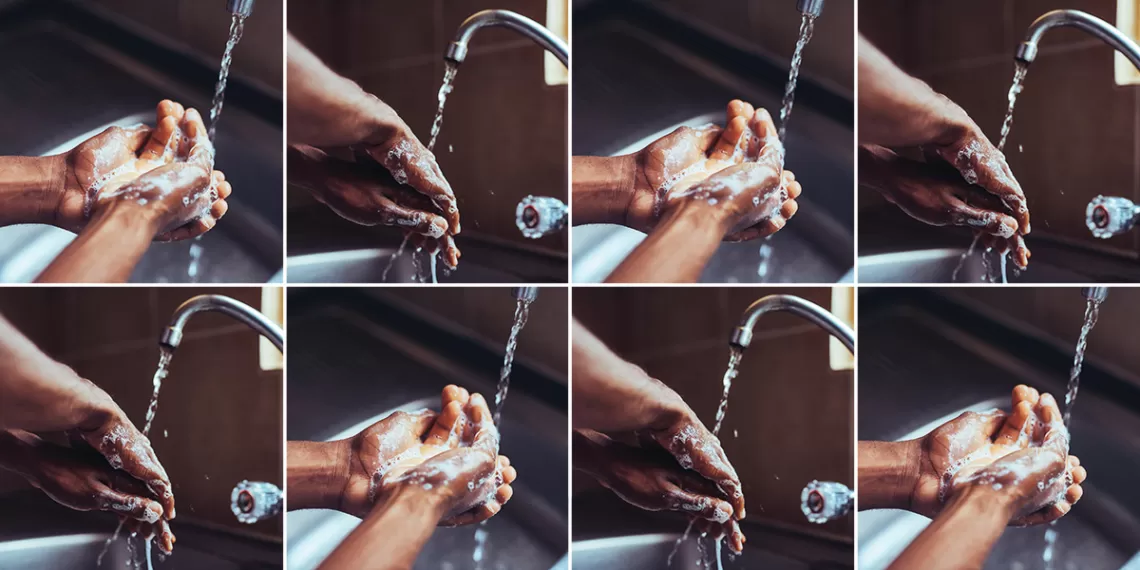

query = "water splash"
472;525;489;569
951;234;981;282
208;14;247;141
712;348;743;436
998;63;1029;152
667;521;695;567
381;235;410;283
1064;298;1100;426
429;63;459;152
778;14;816;141
494;298;532;424
1043;525;1059;570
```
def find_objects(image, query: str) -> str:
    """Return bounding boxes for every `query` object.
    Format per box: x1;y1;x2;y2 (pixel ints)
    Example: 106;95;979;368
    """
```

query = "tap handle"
231;480;281;524
801;480;852;524
1087;195;1140;239
516;195;567;239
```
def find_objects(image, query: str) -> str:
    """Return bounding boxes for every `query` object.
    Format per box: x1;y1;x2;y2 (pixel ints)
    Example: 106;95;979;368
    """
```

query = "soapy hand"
59;100;232;240
75;414;175;523
911;385;1085;524
629;100;800;240
342;385;514;524
287;145;461;268
639;414;745;524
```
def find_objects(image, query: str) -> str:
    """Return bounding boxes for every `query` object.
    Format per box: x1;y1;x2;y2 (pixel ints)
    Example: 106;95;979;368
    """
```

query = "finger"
750;108;783;165
99;488;164;523
1012;235;1031;269
783;172;802;199
182;109;215;168
668;488;735;523
942;141;1030;233
139;116;181;161
442;385;471;408
1012;385;1040;408
155;519;175;555
711;115;751;161
408;408;439;437
947;198;1020;238
996;401;1035;446
440;235;460;269
119;125;155;155
1072;465;1087;485
1066;483;1084;505
366;140;460;234
467;393;492;427
213;171;232;199
725;519;745;553
1038;393;1063;428
501;464;517;485
426;400;466;446
496;482;514;506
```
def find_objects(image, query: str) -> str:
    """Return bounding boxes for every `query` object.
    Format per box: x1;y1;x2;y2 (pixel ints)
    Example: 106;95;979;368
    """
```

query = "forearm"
571;155;636;226
888;486;1014;570
0;156;66;227
858;440;920;511
286;440;348;512
318;486;446;570
606;202;724;283
571;321;688;432
36;203;157;283
287;35;391;146
858;37;967;147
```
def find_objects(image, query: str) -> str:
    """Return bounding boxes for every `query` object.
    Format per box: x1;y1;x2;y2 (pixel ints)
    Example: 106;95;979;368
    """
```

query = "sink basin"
857;249;1088;284
0;21;282;283
572;533;848;570
859;296;1140;569
0;534;244;570
286;249;518;283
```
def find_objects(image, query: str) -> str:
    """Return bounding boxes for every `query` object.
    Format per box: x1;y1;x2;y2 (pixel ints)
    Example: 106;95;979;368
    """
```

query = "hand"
628;100;800;240
341;385;514;524
638;412;745;522
860;145;1030;267
575;430;745;552
57;100;231;239
910;385;1085;524
288;145;460;268
73;413;176;522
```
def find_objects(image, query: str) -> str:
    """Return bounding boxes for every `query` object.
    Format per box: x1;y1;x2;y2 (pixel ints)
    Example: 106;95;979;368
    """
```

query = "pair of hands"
881;385;1084;525
55;99;231;241
333;385;514;524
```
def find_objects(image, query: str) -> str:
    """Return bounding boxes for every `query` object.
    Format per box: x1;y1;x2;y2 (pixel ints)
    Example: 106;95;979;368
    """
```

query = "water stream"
429;63;459;152
778;14;816;142
98;349;175;567
208;14;247;141
998;63;1029;153
380;235;410;282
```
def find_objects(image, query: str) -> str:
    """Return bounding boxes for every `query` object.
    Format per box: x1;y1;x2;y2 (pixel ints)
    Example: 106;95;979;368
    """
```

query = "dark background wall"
0;287;283;540
288;0;569;254
574;287;854;540
861;0;1140;256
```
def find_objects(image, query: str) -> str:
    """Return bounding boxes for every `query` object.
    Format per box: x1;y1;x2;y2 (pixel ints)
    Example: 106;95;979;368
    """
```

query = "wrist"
90;197;164;234
660;198;733;236
0;155;70;227
857;440;922;511
571;155;638;226
287;440;352;512
947;482;1018;521
381;480;449;516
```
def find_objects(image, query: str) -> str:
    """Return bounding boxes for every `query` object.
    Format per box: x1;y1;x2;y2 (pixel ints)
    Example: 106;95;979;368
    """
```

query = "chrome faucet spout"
730;295;854;353
797;0;824;18
1017;10;1140;69
1081;287;1109;303
445;10;569;67
160;295;283;351
226;0;254;18
512;287;539;302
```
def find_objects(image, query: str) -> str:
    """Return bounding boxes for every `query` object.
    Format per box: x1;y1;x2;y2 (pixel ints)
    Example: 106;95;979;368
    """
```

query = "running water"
208;14;247;141
778;14;816;141
99;349;175;567
1064;297;1101;426
951;234;982;282
998;63;1029;152
494;298;532;424
381;235;410;282
429;63;459;151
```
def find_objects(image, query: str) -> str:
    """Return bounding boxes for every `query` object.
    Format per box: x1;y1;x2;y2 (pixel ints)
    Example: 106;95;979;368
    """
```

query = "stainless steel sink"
859;295;1140;569
287;249;518;284
0;20;282;283
0;533;243;569
857;249;1088;284
574;533;814;570
286;298;568;569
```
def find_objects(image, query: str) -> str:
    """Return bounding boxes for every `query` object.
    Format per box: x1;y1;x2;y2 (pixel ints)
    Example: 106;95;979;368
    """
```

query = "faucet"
1086;195;1140;239
1081;287;1109;303
512;287;539;303
445;10;569;67
797;0;824;18
159;295;284;352
516;195;568;239
226;0;254;17
1016;10;1140;68
730;295;854;353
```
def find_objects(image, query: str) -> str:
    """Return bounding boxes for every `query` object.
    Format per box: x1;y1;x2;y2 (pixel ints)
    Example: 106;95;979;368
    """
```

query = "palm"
914;410;1008;515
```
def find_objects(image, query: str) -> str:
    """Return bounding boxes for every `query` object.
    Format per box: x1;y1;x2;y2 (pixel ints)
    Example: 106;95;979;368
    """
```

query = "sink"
859;294;1140;569
571;19;854;283
573;533;818;570
0;19;282;283
857;249;1088;284
286;249;519;284
286;297;568;569
0;534;246;570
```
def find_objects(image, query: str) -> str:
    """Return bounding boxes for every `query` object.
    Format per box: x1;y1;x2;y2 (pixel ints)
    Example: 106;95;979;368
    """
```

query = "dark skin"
287;35;461;260
288;385;515;525
861;385;1086;569
572;320;746;551
859;37;1030;266
0;317;175;551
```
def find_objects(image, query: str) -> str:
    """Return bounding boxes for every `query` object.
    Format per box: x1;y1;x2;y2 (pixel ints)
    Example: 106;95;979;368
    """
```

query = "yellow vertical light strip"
830;287;855;371
260;287;284;371
1117;0;1140;85
545;0;568;86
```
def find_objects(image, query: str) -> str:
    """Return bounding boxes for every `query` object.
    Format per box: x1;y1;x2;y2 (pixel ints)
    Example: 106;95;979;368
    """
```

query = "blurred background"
859;0;1140;283
859;287;1140;569
572;287;854;569
572;0;854;283
0;286;283;568
0;0;284;283
286;286;568;569
286;0;569;284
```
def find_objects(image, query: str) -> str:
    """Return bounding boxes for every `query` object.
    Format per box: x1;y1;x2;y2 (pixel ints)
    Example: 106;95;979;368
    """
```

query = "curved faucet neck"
446;9;569;67
161;295;284;351
1018;10;1140;70
731;295;855;353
